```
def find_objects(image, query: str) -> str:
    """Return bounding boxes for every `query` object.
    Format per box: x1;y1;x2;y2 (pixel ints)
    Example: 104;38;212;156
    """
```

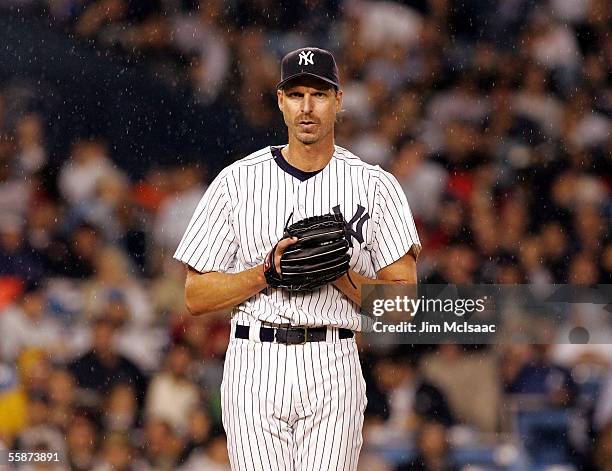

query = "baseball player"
174;47;421;471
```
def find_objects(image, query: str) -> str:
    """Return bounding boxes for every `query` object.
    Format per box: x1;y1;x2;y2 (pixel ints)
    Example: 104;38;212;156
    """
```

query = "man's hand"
264;213;351;291
272;237;298;274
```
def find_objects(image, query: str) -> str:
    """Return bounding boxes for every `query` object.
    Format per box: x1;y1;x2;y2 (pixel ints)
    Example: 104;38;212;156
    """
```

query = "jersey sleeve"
371;169;421;272
173;173;238;273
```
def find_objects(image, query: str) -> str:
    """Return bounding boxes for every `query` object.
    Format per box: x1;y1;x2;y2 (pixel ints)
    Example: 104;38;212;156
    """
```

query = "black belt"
235;324;353;345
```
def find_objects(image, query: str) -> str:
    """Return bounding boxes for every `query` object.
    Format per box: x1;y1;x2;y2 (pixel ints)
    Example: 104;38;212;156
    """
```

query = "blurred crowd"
0;0;610;469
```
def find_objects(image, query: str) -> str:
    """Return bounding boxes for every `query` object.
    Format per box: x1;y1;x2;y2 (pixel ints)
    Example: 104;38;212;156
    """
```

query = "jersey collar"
271;146;328;182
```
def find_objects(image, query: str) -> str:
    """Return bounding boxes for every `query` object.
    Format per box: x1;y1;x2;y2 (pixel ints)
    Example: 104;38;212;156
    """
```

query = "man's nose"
301;95;313;114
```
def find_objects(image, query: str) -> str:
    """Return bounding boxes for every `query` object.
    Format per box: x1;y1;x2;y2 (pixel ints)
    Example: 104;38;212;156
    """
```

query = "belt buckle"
298;327;308;345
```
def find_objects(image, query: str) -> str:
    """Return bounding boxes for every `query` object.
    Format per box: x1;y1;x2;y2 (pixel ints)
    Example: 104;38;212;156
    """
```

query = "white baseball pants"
221;324;367;471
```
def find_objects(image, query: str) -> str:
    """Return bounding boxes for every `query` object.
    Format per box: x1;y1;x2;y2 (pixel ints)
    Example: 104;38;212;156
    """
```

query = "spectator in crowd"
154;165;207;254
178;427;231;471
503;345;578;408
15;391;67;463
0;215;45;285
365;349;454;438
89;287;165;372
82;245;154;328
176;315;228;416
518;237;553;285
513;65;563;138
420;345;501;433
395;421;459;471
148;249;188;317
58;138;127;208
25;199;66;276
526;9;581;84
101;383;139;434
92;432;148;471
47;368;77;431
0;135;32;220
16;348;51;400
145;342;200;433
14;112;47;176
65;413;99;471
171;0;230;104
69;318;147;404
178;407;213;464
68;174;130;243
0;284;65;362
141;416;184;470
391;137;448;223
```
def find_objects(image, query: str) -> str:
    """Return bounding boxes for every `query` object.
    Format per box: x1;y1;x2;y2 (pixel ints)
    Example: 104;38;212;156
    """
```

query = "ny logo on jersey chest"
298;50;314;66
333;204;370;248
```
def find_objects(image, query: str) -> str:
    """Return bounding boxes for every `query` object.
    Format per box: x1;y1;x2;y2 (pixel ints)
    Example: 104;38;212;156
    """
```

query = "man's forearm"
185;265;267;315
333;268;417;306
332;271;390;306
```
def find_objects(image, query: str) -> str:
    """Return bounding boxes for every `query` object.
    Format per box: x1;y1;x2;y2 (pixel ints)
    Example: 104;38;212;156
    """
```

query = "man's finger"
277;237;298;253
275;237;298;273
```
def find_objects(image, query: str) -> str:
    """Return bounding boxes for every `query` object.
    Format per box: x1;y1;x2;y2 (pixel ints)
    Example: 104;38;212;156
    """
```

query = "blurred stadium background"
0;0;610;470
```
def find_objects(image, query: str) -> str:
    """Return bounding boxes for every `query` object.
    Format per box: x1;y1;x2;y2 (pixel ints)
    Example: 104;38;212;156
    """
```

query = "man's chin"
296;133;319;145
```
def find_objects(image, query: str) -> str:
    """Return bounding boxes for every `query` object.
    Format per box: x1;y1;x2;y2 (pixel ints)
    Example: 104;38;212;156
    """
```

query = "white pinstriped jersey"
174;145;421;331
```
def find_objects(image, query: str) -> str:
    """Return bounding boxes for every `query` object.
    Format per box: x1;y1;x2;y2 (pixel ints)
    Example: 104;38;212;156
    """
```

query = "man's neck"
282;136;335;172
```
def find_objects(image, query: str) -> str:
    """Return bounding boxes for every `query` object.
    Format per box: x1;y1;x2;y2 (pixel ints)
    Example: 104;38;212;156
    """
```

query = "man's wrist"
333;273;348;288
256;264;268;289
334;272;359;293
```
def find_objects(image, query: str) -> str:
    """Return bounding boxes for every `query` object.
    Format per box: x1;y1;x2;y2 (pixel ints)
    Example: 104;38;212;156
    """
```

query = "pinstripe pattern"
221;332;366;471
174;144;419;470
174;145;421;330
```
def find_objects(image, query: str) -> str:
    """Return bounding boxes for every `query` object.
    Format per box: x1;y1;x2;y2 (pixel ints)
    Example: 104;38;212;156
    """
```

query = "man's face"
93;321;116;355
277;77;342;145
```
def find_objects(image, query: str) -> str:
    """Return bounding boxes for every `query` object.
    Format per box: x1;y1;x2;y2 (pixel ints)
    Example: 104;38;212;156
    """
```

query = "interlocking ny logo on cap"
278;47;339;89
298;50;314;66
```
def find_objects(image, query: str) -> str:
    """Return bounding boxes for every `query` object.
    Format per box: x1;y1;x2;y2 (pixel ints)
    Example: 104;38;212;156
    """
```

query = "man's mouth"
298;119;319;130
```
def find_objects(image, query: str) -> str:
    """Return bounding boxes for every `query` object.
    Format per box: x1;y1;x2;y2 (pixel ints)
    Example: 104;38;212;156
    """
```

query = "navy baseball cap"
277;47;340;90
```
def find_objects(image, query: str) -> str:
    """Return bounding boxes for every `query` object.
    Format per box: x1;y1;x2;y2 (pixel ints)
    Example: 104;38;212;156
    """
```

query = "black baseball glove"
264;213;350;291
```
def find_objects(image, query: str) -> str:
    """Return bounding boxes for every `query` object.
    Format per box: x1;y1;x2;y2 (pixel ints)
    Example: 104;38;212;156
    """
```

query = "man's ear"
277;89;284;112
335;89;343;113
